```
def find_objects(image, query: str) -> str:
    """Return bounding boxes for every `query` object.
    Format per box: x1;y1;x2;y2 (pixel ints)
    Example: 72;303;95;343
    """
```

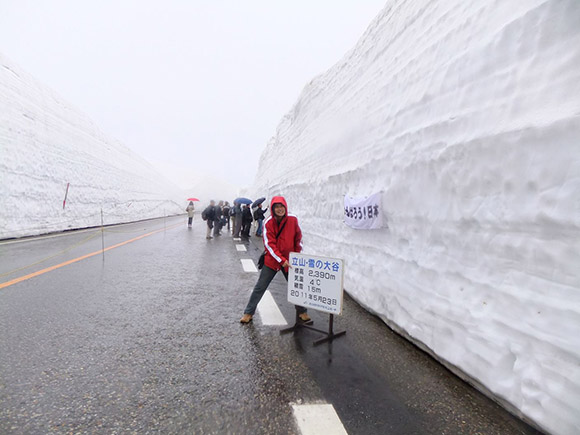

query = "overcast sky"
0;0;385;189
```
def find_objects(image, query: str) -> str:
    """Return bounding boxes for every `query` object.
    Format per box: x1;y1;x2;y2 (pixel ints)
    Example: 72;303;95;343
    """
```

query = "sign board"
344;192;383;229
287;252;344;315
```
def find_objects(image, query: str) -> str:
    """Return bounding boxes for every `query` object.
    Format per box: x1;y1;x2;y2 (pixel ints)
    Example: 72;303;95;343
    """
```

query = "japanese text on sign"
288;253;344;315
344;192;383;230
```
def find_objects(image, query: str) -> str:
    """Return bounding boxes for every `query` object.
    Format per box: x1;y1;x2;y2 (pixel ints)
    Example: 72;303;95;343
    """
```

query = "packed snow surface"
251;1;580;434
0;53;184;239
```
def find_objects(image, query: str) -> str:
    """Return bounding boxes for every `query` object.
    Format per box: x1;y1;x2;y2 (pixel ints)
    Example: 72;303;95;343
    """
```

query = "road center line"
0;223;182;290
236;244;247;252
0;216;182;245
240;259;258;273
292;403;348;435
256;290;287;325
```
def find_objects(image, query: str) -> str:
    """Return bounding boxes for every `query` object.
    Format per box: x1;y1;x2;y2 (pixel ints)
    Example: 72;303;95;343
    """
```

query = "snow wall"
250;1;580;434
0;53;184;239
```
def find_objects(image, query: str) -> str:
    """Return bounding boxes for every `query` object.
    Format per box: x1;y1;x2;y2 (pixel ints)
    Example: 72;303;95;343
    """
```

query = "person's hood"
270;196;288;214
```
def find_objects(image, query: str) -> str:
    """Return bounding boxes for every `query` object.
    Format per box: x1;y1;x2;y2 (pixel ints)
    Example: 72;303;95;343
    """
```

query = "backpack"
201;209;208;221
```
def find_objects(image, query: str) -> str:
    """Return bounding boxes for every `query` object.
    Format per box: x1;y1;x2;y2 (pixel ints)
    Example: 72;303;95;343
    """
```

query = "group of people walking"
185;196;311;325
196;200;267;240
195;200;228;239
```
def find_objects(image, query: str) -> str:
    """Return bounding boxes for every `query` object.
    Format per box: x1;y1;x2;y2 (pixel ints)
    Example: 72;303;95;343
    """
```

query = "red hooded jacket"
263;196;302;271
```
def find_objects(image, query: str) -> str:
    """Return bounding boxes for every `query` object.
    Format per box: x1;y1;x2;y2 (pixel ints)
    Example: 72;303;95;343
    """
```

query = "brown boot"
298;313;312;323
240;314;253;324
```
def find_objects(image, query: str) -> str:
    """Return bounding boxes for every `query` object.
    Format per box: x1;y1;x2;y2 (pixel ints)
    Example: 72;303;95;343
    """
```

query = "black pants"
214;219;222;236
244;266;307;315
241;222;251;237
188;217;193;225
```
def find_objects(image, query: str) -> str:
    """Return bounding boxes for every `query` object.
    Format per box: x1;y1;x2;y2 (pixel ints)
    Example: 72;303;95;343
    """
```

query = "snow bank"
251;1;580;433
0;53;184;239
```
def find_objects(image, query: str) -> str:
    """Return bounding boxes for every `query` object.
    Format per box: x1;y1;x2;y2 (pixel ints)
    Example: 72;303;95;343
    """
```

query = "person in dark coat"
214;201;223;236
253;203;267;237
241;204;253;237
232;202;243;237
203;200;216;239
222;202;231;232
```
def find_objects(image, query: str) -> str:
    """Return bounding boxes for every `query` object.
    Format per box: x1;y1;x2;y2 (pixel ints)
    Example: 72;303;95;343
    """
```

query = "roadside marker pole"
100;208;105;258
62;182;70;209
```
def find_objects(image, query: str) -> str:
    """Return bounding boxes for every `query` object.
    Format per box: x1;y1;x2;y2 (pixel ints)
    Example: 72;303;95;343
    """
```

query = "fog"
0;0;385;190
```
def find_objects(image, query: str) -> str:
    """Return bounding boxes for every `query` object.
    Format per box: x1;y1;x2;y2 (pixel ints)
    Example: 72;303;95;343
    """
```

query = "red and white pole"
62;182;70;209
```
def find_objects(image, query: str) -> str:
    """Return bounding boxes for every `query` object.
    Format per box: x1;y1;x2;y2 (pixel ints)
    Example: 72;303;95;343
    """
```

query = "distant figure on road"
232;201;243;238
202;200;216;239
240;196;311;324
222;202;231;232
185;201;195;228
241;204;253;237
214;201;223;237
253;203;267;237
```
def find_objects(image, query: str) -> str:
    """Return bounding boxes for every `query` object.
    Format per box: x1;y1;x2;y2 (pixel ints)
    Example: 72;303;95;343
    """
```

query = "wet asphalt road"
0;216;543;434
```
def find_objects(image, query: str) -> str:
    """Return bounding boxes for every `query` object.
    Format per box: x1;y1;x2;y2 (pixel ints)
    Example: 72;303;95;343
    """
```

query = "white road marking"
257;290;287;325
240;259;258;272
292;404;348;435
233;237;242;241
236;244;247;252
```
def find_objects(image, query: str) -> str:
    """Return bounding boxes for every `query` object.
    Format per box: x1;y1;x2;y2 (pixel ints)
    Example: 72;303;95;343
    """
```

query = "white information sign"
287;252;344;315
344;192;383;230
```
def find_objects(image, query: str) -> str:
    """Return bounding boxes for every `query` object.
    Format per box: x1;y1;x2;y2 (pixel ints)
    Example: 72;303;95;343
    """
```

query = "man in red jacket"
240;196;311;324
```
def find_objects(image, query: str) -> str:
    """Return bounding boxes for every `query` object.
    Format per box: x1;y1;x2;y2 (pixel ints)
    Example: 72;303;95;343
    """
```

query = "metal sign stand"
281;309;346;346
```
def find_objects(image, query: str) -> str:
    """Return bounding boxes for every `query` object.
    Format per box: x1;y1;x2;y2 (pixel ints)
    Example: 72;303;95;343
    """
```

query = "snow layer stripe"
0;223;182;290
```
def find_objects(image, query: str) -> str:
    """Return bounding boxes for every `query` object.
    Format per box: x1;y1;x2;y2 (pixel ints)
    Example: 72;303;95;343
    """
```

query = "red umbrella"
187;198;200;202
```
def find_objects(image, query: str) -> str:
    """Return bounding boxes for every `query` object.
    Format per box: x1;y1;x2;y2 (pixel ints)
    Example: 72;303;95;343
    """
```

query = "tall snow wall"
0;53;184;239
251;1;580;434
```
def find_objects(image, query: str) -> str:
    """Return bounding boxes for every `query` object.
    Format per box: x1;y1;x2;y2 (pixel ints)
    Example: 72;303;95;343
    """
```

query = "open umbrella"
252;197;266;208
187;198;200;202
234;197;252;205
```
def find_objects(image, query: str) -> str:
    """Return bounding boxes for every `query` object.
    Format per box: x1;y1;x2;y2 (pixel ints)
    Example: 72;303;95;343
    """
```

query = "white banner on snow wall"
344;192;383;230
